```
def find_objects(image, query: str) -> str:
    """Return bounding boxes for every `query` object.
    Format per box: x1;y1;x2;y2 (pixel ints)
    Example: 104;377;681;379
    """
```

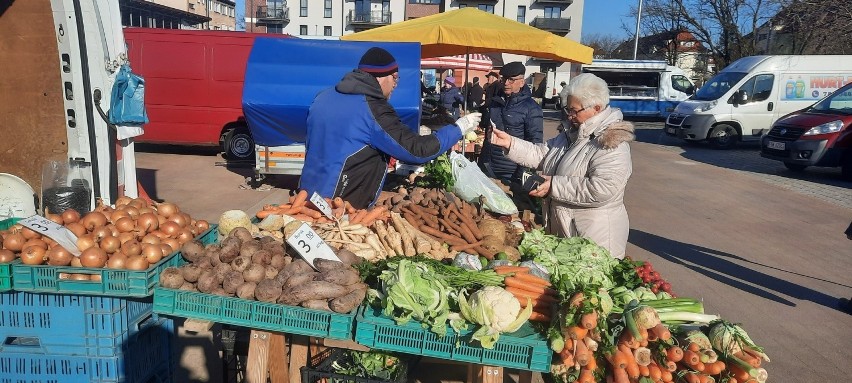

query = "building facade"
120;0;236;30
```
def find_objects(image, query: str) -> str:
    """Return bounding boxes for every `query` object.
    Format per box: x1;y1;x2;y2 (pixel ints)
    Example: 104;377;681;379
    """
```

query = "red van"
760;82;852;180
124;28;289;161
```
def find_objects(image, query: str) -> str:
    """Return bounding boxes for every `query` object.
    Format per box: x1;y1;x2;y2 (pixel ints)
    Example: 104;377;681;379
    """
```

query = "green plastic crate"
354;305;552;372
153;288;356;340
0;218;21;291
10;225;218;297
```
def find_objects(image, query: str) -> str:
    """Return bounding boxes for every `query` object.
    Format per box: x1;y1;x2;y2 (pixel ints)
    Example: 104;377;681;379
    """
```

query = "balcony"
534;0;573;4
531;16;571;34
256;5;289;24
347;10;392;29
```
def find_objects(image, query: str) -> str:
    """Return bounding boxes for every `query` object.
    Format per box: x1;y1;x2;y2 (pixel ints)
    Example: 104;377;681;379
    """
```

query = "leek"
657;311;718;324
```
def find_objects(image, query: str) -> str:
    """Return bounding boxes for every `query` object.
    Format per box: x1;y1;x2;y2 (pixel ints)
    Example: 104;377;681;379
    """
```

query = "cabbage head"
457;286;532;349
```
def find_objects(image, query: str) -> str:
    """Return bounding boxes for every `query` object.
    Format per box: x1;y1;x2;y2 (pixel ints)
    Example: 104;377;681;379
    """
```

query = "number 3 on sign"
285;223;340;270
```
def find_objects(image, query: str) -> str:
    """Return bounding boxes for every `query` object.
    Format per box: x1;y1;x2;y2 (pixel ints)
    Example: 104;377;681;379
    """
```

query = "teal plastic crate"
0;218;21;291
154;287;356;340
11;225;217;297
0;316;174;383
354;306;552;372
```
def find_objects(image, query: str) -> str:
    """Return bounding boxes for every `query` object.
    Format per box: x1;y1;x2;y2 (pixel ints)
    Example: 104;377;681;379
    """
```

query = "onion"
110;209;130;224
123;205;140;219
0;249;16;263
61;209;81;224
46;213;64;225
76;235;96;251
66;222;86;237
141;244;163;264
80;247;108;268
20;246;47;265
70;257;82;267
162;238;180;253
100;236;121;254
141;234;161;246
105;224;119;237
125;255;149;270
117;232;135;245
129;198;148;209
21;227;42;240
168;213;188;228
70;273;90;281
90;274;102;282
106;254;128;269
115;217;135;233
137;213;159;233
121;240;142;256
115;196;132;207
176;229;194;244
81;212;108;231
160;243;174;256
91;226;112;242
196;220;210;232
3;233;26;251
157;202;180;218
138;207;155;215
159;222;180;238
47;246;73;266
22;238;48;251
157;215;167;226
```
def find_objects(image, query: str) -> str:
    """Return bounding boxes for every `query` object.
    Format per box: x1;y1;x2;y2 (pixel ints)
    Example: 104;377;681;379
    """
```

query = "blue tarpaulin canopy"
242;38;422;146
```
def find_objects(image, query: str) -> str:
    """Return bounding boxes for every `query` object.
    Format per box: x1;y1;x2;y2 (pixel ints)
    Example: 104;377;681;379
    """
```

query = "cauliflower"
458;286;533;349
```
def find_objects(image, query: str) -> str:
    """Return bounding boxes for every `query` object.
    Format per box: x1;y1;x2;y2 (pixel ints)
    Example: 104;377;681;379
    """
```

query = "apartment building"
245;1;584;89
119;0;236;30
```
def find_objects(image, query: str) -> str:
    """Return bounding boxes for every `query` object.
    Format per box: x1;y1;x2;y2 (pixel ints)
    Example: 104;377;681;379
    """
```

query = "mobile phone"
522;172;545;192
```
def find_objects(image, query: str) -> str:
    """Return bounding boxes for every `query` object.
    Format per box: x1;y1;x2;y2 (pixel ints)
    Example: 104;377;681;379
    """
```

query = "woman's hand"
490;127;513;149
528;175;552;197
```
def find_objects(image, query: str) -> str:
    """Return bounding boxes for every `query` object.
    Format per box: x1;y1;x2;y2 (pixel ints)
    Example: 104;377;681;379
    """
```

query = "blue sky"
235;0;634;41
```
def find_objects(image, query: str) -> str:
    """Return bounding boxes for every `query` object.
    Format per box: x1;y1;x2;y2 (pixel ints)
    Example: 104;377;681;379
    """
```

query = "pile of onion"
0;199;209;274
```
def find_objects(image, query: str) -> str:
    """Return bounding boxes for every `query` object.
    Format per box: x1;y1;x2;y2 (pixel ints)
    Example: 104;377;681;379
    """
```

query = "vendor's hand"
455;112;482;135
490;127;513;149
528;175;552;197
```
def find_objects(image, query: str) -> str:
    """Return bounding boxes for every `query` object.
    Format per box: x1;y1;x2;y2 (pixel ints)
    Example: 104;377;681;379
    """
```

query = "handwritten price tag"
285;223;340;270
19;215;81;256
309;192;334;220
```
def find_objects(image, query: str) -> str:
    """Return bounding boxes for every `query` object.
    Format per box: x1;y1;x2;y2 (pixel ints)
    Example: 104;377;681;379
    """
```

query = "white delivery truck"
582;60;694;118
664;55;852;149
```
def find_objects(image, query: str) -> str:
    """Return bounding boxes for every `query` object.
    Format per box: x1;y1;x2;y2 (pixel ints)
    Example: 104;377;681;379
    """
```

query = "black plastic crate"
301;348;410;383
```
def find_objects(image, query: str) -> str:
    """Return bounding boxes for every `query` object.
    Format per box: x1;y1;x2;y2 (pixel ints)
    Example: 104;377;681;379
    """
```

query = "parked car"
760;82;852;179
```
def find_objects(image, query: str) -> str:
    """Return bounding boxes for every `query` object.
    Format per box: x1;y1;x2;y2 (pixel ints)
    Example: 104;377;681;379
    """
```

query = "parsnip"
391;213;415;256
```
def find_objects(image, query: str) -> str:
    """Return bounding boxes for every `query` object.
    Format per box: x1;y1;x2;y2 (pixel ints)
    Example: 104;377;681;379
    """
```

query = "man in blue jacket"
478;61;544;183
301;47;481;209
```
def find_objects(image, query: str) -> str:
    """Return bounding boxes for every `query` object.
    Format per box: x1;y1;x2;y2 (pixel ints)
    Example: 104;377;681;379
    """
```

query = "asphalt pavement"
135;115;851;382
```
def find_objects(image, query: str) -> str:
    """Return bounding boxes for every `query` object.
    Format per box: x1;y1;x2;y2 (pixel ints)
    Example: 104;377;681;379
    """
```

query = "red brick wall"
405;4;439;19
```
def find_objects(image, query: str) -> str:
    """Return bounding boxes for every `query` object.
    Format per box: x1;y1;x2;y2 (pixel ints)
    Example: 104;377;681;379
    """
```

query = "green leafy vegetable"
456;286;533;349
417;154;454;191
330;350;404;381
520;229;618;292
379;259;453;336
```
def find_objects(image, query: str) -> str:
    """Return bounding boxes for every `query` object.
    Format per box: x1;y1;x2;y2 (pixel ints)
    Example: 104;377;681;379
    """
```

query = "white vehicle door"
730;73;776;140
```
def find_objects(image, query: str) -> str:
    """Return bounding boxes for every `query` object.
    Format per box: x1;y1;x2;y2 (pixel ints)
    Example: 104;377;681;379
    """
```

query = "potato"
301;299;332;312
196;270;218;293
180;263;203;283
318;267;360;286
287;281;349;303
222;270;245;294
236;282;256;300
335;249;363;266
273;269;295;285
211;287;229;297
270;253;289;270
314;258;345;272
259;235;277;245
221;236;242;249
180;240;205;263
195;256;213;270
159;267;185;289
219;241;241;264
231;256;252;273
243;264;266;283
264;265;278;280
329;285;367;313
179;282;197;292
284;272;317;289
251;250;272;266
277;287;301;306
230;226;253;243
239;241;262;258
212;263;231;284
254;279;283;302
287;259;313;274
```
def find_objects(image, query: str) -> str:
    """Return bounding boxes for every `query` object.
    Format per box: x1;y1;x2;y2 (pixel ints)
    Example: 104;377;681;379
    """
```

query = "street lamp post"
633;0;644;60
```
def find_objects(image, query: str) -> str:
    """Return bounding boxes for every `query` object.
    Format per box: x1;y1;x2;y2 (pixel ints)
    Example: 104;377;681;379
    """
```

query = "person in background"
558;80;569;110
440;77;464;119
469;77;484;110
478;61;543;183
479;71;500;129
301;47;481;209
486;73;635;259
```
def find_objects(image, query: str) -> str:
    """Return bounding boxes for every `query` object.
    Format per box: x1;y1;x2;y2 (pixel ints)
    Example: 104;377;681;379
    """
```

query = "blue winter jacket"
440;86;464;110
300;70;462;209
478;85;543;182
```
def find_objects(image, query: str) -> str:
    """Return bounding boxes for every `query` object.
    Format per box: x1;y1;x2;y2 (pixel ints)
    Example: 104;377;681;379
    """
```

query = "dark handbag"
108;64;149;125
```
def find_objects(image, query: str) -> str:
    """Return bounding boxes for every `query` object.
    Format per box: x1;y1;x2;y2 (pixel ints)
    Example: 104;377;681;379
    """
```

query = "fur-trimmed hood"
572;106;635;149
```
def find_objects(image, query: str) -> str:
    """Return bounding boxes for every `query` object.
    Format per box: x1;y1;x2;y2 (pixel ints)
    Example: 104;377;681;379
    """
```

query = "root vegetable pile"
255;190;390;226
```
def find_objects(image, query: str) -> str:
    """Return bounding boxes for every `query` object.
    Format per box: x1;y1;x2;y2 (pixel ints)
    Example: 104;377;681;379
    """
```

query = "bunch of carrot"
494;266;557;322
254;190;390;226
545;291;607;383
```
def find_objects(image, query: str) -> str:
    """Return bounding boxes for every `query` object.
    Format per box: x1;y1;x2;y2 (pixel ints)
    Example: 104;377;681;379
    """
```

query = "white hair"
565;73;610;108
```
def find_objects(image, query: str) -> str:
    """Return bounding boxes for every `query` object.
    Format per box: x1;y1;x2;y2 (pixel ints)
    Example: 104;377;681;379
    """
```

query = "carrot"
735;352;761;368
584;355;598;371
360;206;387;226
625;357;640;379
683;372;701;383
492;266;530;274
568;292;585;307
332;207;345;219
559;347;575;366
727;378;738;383
504;277;557;295
418;225;466;246
316;216;331;224
528;311;551;322
703;361;722;375
713;360;726;374
300;206;322;219
638;364;650;377
563;325;588;341
578;368;595;383
508;272;552;287
290;213;316;222
666;346;684;363
651;323;671;341
256;209;274;219
292;190;309;208
728;364;750;381
344;201;356;215
579;311;599;330
612;368;630;383
648;363;662;381
332;197;345;209
663;360;676;372
284;205;303;215
575;337;591;366
682;350;700;366
349;209;368;225
661;369;673;382
618;330;639;349
505;287;559;304
693;361;705;372
450;241;483;252
607;349;628;369
687;343;700;352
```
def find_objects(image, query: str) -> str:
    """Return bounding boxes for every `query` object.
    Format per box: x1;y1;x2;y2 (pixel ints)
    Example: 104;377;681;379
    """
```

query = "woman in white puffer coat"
489;73;635;259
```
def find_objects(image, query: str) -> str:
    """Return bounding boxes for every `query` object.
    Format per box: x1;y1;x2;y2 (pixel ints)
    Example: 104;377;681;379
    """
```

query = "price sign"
309;192;334;220
285;223;340;270
19;215;81;256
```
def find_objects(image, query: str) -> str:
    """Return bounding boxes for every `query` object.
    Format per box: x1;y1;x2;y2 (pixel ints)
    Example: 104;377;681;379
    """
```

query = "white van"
665;55;852;148
582;60;695;118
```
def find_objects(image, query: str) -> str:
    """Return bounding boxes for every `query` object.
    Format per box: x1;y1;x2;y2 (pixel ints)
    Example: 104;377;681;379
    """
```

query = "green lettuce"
379;259;452;336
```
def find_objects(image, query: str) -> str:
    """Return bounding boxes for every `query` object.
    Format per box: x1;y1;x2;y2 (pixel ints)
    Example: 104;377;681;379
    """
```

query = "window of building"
267;24;283;34
188;2;195;10
299;25;308;35
300;0;308;17
478;4;494;13
544;6;560;18
324;26;333;36
382;0;390;13
324;0;332;18
517;6;526;23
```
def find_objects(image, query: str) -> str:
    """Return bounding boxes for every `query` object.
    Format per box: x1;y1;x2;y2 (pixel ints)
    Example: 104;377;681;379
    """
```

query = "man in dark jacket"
469;77;484;109
301;47;481;209
478;62;544;183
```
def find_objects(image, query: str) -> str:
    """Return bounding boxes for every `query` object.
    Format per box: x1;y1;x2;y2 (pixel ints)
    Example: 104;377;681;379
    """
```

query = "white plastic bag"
449;152;518;215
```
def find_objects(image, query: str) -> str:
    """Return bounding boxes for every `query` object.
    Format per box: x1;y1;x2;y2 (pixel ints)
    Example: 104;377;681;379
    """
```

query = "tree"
582;33;623;59
768;0;852;54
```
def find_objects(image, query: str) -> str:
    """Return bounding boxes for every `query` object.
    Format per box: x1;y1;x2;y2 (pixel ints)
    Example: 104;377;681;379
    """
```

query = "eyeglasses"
503;76;524;84
564;106;589;116
391;73;399;83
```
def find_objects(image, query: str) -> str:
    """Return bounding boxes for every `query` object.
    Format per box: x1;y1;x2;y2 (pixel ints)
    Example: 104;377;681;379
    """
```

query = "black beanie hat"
359;47;399;78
